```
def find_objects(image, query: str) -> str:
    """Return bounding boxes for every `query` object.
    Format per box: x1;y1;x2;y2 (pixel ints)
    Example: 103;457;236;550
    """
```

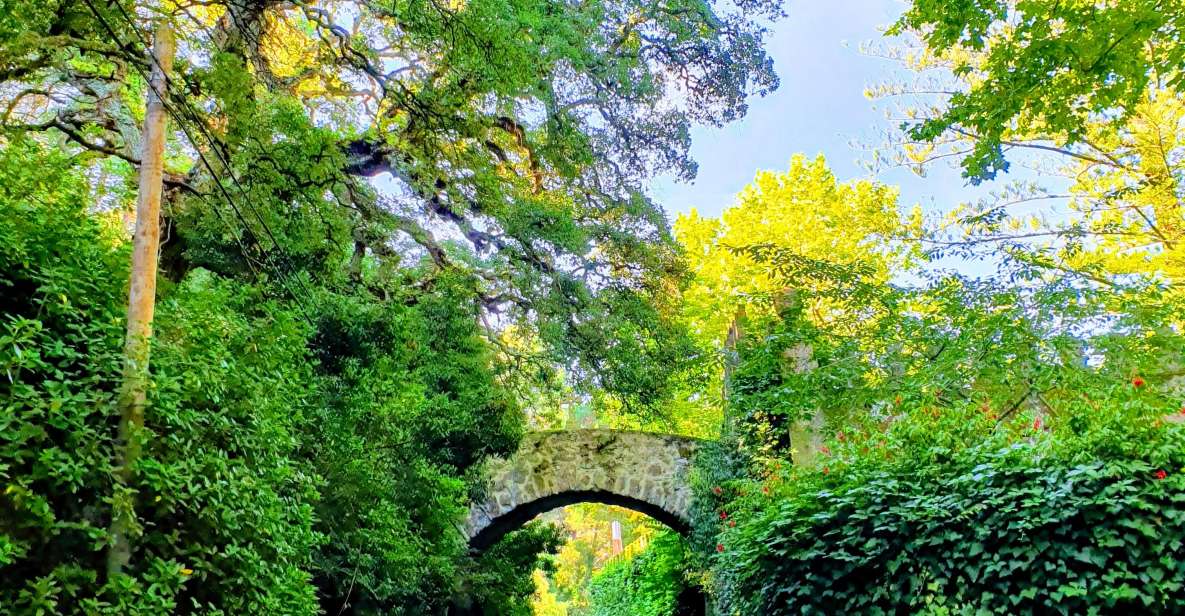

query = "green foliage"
307;272;524;612
2;0;786;416
723;246;1182;463
891;0;1185;182
0;140;538;614
0;141;322;614
0;141;132;611
161;92;534;613
585;532;693;616
560;285;707;413
692;241;1185;613
667;155;919;438
140;269;323;615
712;438;1185;614
466;522;566;616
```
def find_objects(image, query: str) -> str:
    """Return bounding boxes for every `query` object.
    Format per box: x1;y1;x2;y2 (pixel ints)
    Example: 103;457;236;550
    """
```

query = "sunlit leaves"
892;0;1185;183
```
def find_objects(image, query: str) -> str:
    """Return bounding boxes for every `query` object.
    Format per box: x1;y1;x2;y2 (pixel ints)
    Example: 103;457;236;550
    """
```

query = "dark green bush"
0;142;321;614
0;140;541;615
711;438;1185;615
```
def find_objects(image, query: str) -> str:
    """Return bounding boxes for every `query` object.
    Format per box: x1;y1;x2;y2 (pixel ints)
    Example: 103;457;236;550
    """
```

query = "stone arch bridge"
465;429;703;551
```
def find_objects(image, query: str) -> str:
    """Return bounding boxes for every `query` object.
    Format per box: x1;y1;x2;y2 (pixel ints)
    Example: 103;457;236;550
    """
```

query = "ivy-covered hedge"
688;239;1185;615
709;437;1185;615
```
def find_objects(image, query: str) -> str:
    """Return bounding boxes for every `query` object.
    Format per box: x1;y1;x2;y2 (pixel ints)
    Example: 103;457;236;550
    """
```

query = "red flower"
712;485;723;496
1132;376;1146;387
820;446;831;456
761;485;770;495
719;511;728;520
1155;469;1168;480
823;467;830;475
1178;405;1185;416
716;543;725;553
1032;417;1043;432
729;519;736;527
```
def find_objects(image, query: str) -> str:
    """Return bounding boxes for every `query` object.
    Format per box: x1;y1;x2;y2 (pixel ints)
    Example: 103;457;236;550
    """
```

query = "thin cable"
82;0;319;325
82;0;265;279
115;15;318;326
107;0;322;305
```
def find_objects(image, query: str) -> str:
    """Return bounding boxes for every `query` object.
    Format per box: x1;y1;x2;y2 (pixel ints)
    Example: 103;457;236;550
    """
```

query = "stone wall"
465;429;703;550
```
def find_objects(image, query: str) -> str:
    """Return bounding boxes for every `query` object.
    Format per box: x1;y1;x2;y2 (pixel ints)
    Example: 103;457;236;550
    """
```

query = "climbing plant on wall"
691;239;1185;614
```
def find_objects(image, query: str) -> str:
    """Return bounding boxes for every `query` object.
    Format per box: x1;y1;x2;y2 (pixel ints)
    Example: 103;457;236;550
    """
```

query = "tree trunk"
107;20;174;578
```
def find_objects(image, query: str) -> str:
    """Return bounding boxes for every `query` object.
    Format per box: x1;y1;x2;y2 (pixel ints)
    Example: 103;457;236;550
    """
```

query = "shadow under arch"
456;494;707;616
468;489;690;553
455;430;708;615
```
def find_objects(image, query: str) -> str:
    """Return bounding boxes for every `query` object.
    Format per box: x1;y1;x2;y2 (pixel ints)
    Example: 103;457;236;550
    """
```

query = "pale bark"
107;21;174;578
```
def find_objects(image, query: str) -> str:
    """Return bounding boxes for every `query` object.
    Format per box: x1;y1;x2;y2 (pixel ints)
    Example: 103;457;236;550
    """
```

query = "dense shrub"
1;142;321;614
0;141;541;614
585;532;693;616
711;437;1185;614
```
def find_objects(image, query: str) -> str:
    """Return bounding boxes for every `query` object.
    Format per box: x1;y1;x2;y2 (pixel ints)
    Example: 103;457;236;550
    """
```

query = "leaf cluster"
891;0;1185;182
713;435;1185;614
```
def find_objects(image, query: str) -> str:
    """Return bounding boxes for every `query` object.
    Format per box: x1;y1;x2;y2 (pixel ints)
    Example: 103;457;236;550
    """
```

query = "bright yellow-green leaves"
676;154;920;347
882;1;1185;320
893;0;1185;182
1061;93;1185;286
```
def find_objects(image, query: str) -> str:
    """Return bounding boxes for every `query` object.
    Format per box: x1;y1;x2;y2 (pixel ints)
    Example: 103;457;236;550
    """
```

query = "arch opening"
467;489;690;552
457;430;708;616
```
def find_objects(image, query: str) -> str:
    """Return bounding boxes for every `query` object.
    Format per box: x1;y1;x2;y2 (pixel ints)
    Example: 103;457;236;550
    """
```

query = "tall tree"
657;155;919;436
2;0;783;408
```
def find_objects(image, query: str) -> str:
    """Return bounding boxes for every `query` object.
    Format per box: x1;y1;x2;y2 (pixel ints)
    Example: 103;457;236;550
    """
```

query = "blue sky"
652;0;996;224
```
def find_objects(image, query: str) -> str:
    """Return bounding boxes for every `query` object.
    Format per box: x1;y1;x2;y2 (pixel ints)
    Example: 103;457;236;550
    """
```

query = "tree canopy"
0;0;785;612
4;1;1185;614
891;0;1185;182
3;0;784;408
